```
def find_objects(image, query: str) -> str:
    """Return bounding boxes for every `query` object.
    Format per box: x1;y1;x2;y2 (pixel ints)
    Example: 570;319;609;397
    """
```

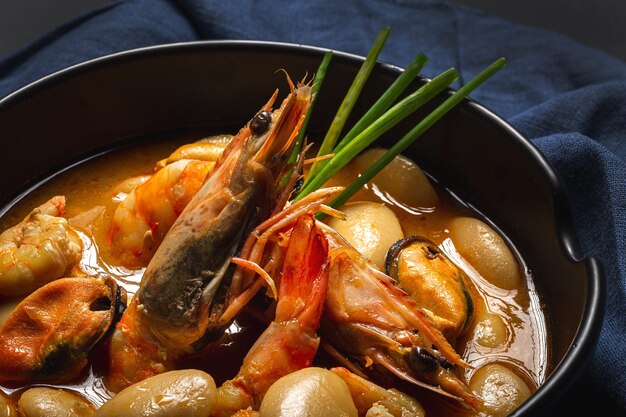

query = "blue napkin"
1;0;625;413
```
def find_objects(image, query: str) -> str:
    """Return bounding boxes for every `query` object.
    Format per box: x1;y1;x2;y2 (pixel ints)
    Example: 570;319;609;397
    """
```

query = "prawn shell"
136;84;312;349
320;225;480;407
385;235;474;340
0;276;124;383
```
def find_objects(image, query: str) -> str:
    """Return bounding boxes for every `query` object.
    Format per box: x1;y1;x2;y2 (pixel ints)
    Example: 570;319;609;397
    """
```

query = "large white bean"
472;312;508;349
352;148;438;209
18;388;95;417
0;391;16;417
448;217;522;290
94;369;217;417
259;367;357;417
327;202;403;269
470;363;531;417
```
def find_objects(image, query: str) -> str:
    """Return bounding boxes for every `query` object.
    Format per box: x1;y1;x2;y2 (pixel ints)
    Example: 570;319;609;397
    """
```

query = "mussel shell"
385;235;474;339
0;276;125;383
386;235;439;278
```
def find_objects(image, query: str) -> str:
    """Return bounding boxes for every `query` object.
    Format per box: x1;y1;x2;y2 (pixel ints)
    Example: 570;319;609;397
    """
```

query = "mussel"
0;276;125;383
386;236;473;341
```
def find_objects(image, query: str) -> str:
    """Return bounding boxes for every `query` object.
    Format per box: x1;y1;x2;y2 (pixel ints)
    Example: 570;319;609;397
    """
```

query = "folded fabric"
0;0;624;413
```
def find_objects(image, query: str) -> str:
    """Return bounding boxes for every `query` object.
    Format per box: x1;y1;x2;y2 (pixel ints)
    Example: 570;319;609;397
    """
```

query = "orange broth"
0;135;549;415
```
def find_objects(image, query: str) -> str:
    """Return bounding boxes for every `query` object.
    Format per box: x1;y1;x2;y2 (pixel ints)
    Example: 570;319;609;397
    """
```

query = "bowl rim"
0;40;605;415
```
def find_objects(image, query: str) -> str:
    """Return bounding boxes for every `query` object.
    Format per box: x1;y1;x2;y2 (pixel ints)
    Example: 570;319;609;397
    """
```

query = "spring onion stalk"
330;53;428;157
307;27;391;179
288;51;333;164
295;67;459;201
324;57;507;213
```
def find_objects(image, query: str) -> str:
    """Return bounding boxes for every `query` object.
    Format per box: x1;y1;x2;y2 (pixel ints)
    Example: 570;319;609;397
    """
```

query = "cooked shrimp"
0;196;82;296
319;222;481;408
106;159;213;268
105;79;312;392
213;215;329;416
106;135;233;268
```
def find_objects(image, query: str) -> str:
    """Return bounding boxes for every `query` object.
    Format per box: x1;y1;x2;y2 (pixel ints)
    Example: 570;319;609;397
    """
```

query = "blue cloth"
1;0;625;413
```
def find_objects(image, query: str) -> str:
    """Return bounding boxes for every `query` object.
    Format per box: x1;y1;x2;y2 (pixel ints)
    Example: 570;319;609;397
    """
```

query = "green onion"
332;53;428;156
288;51;333;164
325;57;507;212
295;67;459;201
307;27;391;179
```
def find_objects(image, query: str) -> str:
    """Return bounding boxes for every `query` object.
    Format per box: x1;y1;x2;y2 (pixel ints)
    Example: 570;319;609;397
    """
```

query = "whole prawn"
214;211;430;417
318;222;481;408
213;214;329;416
106;78;312;392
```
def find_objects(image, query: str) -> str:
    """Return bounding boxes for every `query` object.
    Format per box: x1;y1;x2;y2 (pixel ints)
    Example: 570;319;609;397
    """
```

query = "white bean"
259;367;357;417
327;202;403;269
352;148;438;209
94;369;217;417
0;390;16;417
472;312;508;349
448;217;522;290
470;363;531;417
18;387;95;417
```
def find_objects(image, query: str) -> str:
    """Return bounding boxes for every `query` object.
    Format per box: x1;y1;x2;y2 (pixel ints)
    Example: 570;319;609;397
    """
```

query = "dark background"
0;0;625;62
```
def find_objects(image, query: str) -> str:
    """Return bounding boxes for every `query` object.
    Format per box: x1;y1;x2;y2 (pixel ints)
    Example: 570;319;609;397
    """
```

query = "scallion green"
295;67;459;201
331;53;427;156
307;27;391;179
325;57;507;212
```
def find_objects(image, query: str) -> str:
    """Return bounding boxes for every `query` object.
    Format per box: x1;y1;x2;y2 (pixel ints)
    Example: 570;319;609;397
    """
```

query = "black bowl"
0;41;603;416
